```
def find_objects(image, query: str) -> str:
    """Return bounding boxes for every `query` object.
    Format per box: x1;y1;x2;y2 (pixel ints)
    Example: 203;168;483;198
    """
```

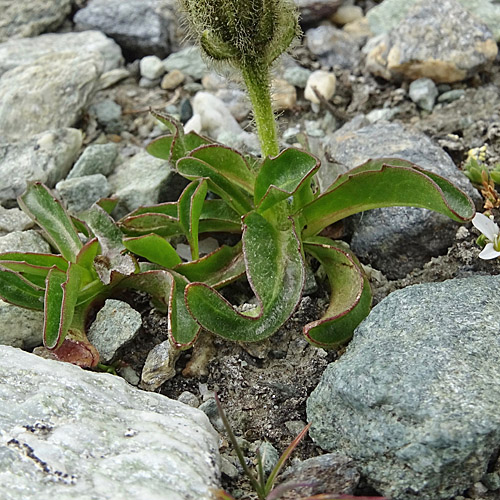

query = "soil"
81;24;500;500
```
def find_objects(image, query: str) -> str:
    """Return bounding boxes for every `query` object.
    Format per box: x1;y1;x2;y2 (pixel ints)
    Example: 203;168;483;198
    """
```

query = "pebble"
87;299;142;364
409;77;439;111
67;143;118;179
199;398;225;432
331;5;363;25
138;76;160;88
56;174;112;214
140;340;181;391
163;46;209;81
220;457;239;480
98;67;130;90
161;69;185;90
0;301;43;350
177;391;200;408
215;89;251;122
139;55;165;80
365;106;401;123
283;65;312;89
272;79;297;111
296;0;341;26
0;230;51;254
0;207;33;235
0;345;219;500
437;89;466;103
308;275;500;499
257;441;279;477
201;72;227;91
305;70;337;104
365;0;498;83
89;98;123;134
179;97;194;124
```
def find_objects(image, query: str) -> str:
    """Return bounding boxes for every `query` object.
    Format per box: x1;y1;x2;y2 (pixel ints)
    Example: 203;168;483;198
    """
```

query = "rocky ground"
1;1;500;499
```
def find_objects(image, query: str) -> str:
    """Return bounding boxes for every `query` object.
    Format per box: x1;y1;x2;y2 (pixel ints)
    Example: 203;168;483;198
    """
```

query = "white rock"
0;345;220;499
0;230;51;254
140;55;165;80
184;113;203;134
331;5;363;25
305;70;337;104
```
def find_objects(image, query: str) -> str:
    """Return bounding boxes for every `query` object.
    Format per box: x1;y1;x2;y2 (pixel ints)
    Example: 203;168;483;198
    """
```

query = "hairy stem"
241;61;279;158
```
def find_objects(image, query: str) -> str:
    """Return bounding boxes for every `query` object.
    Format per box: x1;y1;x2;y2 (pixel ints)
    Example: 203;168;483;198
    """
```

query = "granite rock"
0;207;34;235
0;129;82;206
0;301;43;350
365;0;498;83
319;119;479;278
0;0;71;43
56;174;112;214
0;230;51;254
74;0;177;59
0;31;123;78
67;143;118;179
0;52;103;142
307;275;500;500
0;345;220;499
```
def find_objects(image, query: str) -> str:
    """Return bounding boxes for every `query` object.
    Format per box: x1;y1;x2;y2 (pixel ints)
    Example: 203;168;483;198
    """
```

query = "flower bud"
179;0;300;68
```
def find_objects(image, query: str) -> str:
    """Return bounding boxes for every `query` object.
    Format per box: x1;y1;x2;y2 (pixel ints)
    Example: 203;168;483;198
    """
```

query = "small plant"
463;147;500;209
214;395;386;500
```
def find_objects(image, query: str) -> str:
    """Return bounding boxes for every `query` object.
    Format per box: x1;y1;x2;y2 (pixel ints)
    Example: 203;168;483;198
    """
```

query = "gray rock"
0;230;51;254
306;25;361;70
367;0;500;42
283;65;312;89
295;0;342;26
141;340;182;391
0;129;82;206
258;441;279;477
108;151;175;217
0;31;123;78
307;275;500;500
89;99;123;134
320;120;478;279
178;391;200;408
0;207;34;235
74;0;177;59
0;0;71;43
67;143;118;179
87;299;142;363
365;106;401;123
199;398;224;432
409;77;438;111
56;174;112;214
437;89;466;103
0;52;103;142
365;0;498;83
279;454;360;499
98;68;130;90
140;55;165;80
0;344;220;499
163;46;209;81
0;301;43;350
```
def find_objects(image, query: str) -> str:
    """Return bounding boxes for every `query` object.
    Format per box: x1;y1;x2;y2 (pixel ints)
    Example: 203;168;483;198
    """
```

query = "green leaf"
254;148;319;213
175;242;245;288
303;237;372;348
18;183;83;262
178;179;208;260
300;158;476;238
189;145;256;194
177;156;254;215
185;212;304;342
75;238;101;285
44;264;83;349
119;270;200;349
119;212;182;237
0;252;68;272
123;234;182;268
0;266;45;309
147;111;211;163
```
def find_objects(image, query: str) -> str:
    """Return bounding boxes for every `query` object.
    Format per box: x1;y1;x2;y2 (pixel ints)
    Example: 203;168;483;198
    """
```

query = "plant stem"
241;61;279;158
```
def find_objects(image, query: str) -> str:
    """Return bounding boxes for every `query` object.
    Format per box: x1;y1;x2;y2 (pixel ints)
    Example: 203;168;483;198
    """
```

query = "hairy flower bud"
179;0;300;67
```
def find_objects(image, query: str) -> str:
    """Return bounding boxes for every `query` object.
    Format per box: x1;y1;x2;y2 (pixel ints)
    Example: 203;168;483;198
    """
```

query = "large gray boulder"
0;52;103;142
0;31;123;77
74;0;178;59
0;0;72;43
0;345;220;499
319;119;479;279
307;275;500;500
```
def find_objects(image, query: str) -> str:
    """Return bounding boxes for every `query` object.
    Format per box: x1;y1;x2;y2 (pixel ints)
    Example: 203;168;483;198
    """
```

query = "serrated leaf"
185;212;305;342
123;234;182;268
178;179;208;260
189;145;256;194
119;270;200;349
18;183;82;262
44;264;83;349
255;148;319;213
0;266;45;309
303;237;372;348
300;158;475;238
177;156;253;215
175;242;245;288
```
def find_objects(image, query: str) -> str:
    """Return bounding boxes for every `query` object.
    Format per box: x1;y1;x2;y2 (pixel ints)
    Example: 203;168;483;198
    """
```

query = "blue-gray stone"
67;143;118;179
163;47;209;81
319;120;479;279
56;174;111;214
409;78;438;111
307;275;500;500
90;99;123;134
437;89;466;103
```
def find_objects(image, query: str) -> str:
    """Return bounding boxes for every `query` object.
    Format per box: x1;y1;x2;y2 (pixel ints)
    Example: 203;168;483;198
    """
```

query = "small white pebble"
305;70;336;105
